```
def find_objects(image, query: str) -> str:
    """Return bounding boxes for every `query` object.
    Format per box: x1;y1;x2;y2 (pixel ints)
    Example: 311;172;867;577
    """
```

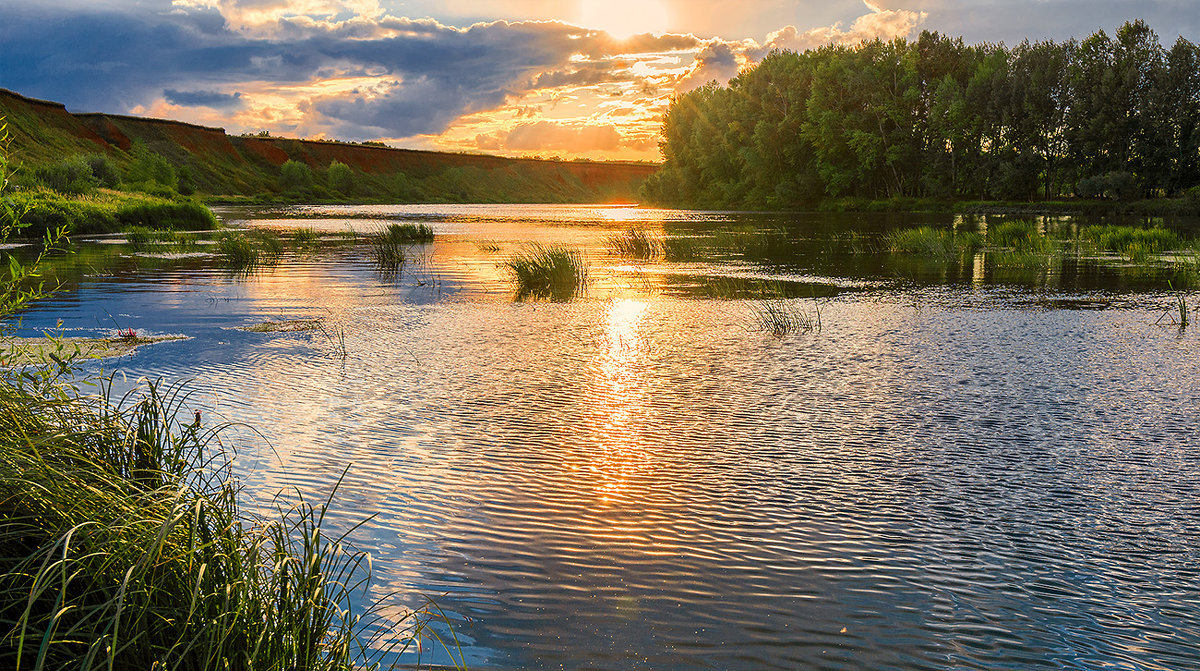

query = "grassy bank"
10;188;217;237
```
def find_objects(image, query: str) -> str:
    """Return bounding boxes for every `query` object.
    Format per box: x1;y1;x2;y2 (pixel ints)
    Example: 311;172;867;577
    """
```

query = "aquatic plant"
605;228;659;260
0;379;458;670
750;297;821;336
215;231;281;270
378;223;435;244
1081;225;1182;260
292;227;320;247
885;226;980;260
661;235;705;261
502;243;588;300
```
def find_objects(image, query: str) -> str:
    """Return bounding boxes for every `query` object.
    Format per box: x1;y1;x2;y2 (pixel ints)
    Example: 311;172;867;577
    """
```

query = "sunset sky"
2;0;1198;161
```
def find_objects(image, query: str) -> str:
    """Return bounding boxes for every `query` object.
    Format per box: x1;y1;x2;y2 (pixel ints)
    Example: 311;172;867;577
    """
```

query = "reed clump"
605;228;659;260
886;226;980;260
750;297;822;336
502;243;588;300
0;380;428;670
215;231;283;269
367;223;433;270
1081;224;1182;261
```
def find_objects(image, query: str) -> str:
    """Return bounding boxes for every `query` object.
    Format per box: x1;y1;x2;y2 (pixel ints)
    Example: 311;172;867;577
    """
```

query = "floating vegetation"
885;226;980;261
239;318;325;333
502;243;588;300
290;226;320;252
125;226;198;250
0;333;188;365
475;240;502;253
0;380;452;669
605;228;659;260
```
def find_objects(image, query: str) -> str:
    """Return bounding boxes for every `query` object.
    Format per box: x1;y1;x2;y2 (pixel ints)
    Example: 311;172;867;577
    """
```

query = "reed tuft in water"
502;243;588;300
605;228;659;260
750;297;822;337
367;223;433;271
886;226;980;261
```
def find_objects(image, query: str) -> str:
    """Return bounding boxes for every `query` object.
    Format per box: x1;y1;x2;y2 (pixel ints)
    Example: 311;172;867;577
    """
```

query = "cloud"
163;88;246;109
477;120;624;152
0;0;926;155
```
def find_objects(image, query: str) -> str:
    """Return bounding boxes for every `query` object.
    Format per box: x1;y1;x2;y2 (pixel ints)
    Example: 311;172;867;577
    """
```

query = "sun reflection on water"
589;298;651;506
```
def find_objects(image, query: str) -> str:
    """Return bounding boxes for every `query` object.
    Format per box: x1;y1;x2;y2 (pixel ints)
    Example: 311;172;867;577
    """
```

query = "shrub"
84;153;121;189
328;160;354;194
34;156;97;194
126;142;177;190
280;159;314;193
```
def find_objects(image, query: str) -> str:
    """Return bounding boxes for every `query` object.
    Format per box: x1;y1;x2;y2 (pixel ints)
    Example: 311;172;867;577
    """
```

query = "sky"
2;0;1199;161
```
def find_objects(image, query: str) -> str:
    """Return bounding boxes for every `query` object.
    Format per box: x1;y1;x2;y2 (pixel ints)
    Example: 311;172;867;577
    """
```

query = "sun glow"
577;0;670;39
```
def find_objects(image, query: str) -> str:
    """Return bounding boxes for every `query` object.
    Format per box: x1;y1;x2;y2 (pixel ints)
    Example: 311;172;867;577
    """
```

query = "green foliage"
648;22;1200;209
327;160;354;194
502;244;589;301
84;154;121;189
10;191;216;237
34;156;97;194
215;231;283;269
126;142;177;191
280;159;315;193
1;118;69;319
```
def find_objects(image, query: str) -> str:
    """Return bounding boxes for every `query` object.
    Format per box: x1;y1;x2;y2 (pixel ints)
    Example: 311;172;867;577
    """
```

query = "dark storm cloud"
0;3;700;138
164;88;245;109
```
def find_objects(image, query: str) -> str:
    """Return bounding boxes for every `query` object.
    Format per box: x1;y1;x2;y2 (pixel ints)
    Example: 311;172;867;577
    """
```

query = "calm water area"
9;204;1200;670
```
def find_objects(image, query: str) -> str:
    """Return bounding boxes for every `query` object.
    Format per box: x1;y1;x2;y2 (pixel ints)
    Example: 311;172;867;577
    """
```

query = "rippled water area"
13;204;1200;670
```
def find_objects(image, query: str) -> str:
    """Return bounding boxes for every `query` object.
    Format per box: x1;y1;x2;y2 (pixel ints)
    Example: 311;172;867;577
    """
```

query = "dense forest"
643;21;1200;209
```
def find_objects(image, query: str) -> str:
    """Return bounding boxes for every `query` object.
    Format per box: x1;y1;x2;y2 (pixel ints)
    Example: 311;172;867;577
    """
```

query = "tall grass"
1081;224;1182;261
0;380;452;670
378;223;435;244
605;228;659;260
886;226;981;260
750;297;822;336
502;244;588;300
215;231;282;270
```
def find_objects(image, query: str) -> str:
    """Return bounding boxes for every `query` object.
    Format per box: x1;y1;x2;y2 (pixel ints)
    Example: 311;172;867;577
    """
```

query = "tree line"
642;21;1200;208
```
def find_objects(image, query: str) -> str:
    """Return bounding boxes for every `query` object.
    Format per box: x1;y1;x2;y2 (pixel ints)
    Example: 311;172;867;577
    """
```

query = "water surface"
11;205;1200;670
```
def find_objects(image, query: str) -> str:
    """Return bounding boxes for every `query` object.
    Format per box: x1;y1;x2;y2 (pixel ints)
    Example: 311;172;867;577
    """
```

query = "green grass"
885;226;981;260
502;244;588;300
215;231;282;269
1081;224;1183;260
0;379;451;670
378;223;435;244
605;228;659;260
9;190;217;237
